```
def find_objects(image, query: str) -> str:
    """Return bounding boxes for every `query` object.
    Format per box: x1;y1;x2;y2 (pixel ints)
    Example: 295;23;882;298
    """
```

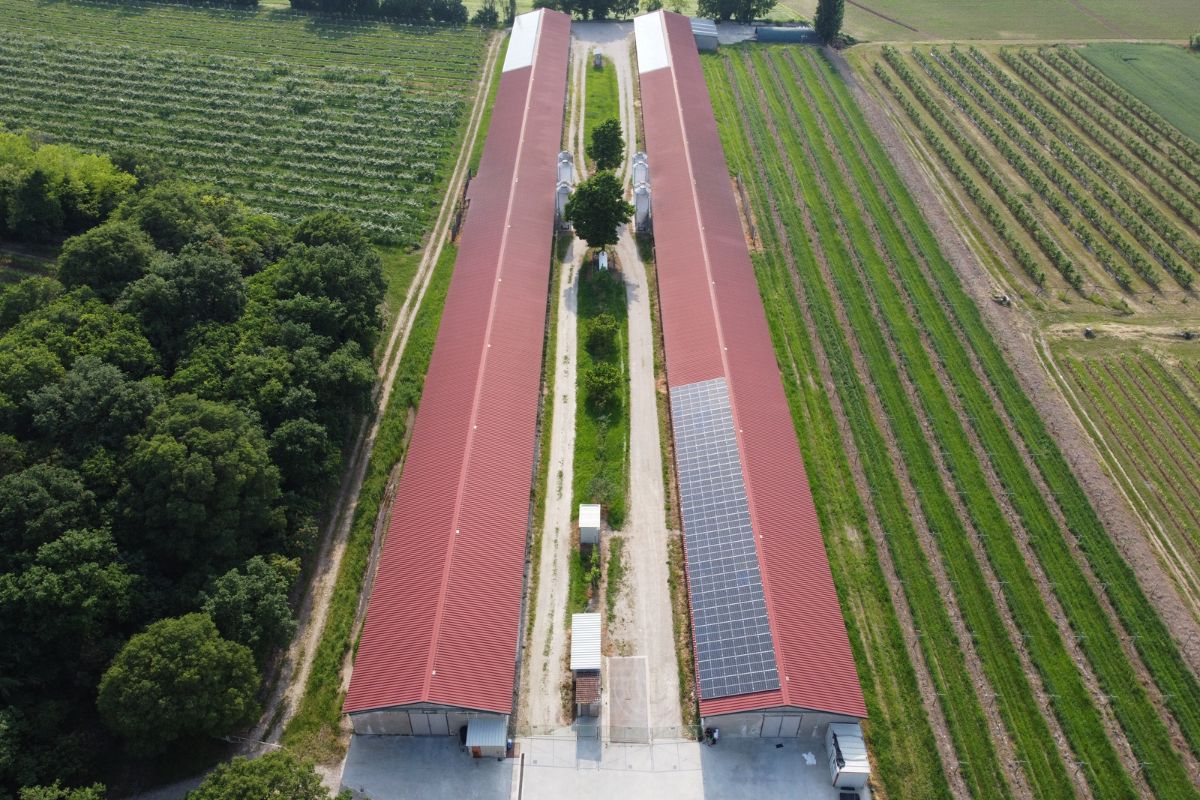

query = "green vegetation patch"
0;0;487;243
573;263;630;528
1081;44;1200;146
584;55;620;152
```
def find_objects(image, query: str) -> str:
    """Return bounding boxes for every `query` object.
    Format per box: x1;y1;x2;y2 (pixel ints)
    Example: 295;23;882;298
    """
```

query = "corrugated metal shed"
754;25;819;43
689;17;719;50
343;8;571;718
579;503;601;529
570;612;602;671
635;11;866;720
465;716;508;749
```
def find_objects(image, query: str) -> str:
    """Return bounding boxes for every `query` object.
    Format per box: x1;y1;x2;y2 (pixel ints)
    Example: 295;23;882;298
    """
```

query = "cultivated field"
706;44;1200;800
1081;44;1200;151
0;0;487;244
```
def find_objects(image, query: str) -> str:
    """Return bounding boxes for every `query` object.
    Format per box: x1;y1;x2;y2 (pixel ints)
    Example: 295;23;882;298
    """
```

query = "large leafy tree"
0;465;97;563
187;751;348;800
587;118;625;172
200;556;297;663
696;0;775;22
57;222;157;303
97;614;259;756
815;0;844;43
564;172;633;249
20;782;106;800
118;394;284;585
29;357;163;456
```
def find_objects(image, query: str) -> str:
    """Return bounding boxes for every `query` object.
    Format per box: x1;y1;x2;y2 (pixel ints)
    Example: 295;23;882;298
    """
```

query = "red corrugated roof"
344;9;571;717
639;11;866;719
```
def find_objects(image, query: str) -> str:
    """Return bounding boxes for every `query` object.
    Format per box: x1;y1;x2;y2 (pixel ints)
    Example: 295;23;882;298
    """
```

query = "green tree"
187;751;347;800
587;118;625;171
6;168;63;242
696;0;775;22
814;0;844;43
29;357;163;455
119;394;284;584
0;465;96;562
0;276;62;332
585;312;619;361
200;556;297;662
292;211;367;252
97;614;259;756
583;361;622;411
564;172;633;249
58;222;157;304
471;0;499;25
19;782;106;800
120;244;245;362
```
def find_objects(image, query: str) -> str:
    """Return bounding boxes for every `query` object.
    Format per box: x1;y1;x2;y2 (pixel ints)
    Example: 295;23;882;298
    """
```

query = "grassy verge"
665;532;698;732
567;543;600;615
280;243;457;762
572;262;630;528
583;55;620;160
604;537;625;624
524;235;567;645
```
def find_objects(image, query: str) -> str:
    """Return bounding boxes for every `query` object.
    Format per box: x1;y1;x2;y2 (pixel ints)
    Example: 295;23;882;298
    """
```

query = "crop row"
1054;46;1200;170
0;0;486;75
1015;49;1200;215
969;48;1200;273
922;47;1150;290
719;50;1013;800
930;46;1195;290
792;47;1200;800
880;47;1075;287
873;44;1200;797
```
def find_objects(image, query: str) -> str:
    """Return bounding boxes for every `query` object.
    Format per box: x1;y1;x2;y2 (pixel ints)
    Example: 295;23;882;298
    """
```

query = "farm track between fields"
717;43;1200;800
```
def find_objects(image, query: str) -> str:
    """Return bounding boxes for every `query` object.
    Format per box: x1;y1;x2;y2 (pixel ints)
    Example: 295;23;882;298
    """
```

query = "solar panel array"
671;377;780;700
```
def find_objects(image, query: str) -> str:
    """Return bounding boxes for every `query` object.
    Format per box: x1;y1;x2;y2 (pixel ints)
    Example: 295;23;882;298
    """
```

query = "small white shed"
466;716;508;759
579;503;601;545
826;722;871;789
571;613;602;671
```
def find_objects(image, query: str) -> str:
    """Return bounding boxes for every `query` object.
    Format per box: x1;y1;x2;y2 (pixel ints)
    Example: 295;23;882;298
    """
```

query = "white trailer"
826;722;870;789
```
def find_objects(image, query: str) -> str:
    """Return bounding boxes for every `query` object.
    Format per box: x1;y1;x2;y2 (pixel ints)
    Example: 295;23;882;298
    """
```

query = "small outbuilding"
690;17;719;51
466;716;508;759
579;503;601;545
571;612;602;718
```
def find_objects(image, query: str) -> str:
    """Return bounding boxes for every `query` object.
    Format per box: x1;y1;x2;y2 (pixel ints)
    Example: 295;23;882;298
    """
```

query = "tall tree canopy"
815;0;844;43
187;752;348;800
696;0;775;22
564;172;634;249
97;614;259;756
587;118;625;172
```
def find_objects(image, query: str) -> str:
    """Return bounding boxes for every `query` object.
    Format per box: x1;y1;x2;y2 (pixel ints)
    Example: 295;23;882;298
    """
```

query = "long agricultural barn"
635;11;868;736
343;8;570;737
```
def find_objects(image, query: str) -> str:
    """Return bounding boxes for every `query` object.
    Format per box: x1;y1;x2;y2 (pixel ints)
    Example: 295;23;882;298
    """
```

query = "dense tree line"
289;0;470;24
695;0;776;23
0;131;383;795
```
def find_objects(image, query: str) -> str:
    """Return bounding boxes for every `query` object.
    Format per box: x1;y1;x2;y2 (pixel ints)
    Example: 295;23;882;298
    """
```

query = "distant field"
0;0;488;244
1081;44;1200;145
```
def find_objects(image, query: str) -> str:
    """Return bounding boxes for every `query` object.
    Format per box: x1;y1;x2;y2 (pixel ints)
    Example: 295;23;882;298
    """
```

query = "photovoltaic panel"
670;377;779;700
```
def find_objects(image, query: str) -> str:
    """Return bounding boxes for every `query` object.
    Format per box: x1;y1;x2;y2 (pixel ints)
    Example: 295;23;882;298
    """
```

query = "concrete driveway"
340;735;513;800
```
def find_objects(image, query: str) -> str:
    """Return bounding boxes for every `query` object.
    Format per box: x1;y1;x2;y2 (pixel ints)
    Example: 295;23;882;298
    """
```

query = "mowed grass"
584;55;620;153
0;0;487;244
573;264;630;529
1081;44;1200;145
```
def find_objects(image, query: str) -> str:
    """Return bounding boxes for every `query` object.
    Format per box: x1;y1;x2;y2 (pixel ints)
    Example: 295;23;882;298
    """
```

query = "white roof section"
690;17;718;36
829;723;870;772
580;503;602;528
635;12;670;74
465;716;508;748
571;613;602;671
504;10;544;73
